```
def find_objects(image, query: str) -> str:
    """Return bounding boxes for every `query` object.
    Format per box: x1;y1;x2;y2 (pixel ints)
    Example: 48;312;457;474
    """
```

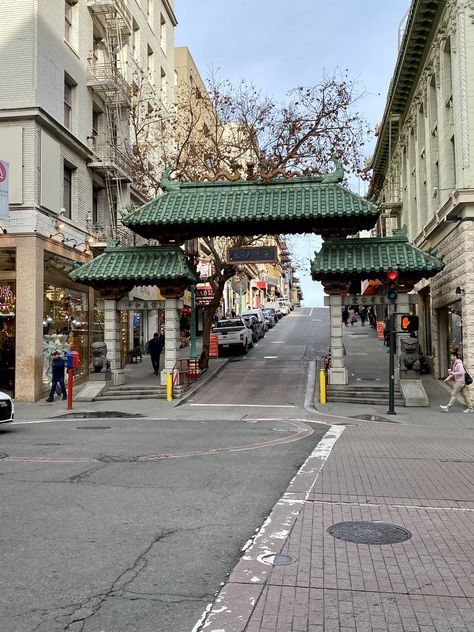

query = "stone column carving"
328;295;348;385
160;299;183;386
104;299;124;385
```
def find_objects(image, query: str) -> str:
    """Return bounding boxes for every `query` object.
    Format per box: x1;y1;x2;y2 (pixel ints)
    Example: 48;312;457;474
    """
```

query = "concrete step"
328;396;405;406
106;385;163;392
327;384;404;406
99;394;165;401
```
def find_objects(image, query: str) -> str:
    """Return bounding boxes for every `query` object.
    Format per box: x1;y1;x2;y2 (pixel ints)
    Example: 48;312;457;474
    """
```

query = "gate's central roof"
123;164;380;243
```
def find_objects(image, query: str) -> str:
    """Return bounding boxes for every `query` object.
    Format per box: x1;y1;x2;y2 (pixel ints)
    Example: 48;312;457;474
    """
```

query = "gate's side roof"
122;166;380;242
69;245;199;286
311;234;444;283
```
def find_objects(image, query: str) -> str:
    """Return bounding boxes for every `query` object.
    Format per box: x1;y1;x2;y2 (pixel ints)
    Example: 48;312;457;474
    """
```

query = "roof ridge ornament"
392;225;408;238
160;166;180;193
321;157;344;183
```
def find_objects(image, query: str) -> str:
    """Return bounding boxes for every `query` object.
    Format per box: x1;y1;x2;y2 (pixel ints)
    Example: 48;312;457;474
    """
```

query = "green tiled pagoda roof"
311;235;444;280
123;168;380;242
69;246;199;285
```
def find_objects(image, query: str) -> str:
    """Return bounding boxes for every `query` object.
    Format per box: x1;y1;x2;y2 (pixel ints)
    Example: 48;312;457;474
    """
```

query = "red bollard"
67;368;74;410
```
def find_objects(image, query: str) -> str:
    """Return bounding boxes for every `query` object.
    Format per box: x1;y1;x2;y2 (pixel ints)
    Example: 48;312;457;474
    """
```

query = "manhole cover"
76;426;111;430
350;414;397;423
328;521;411;545
261;553;297;566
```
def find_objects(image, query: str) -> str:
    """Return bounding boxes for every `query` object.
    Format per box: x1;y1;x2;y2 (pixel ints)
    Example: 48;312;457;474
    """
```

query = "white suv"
0;391;14;424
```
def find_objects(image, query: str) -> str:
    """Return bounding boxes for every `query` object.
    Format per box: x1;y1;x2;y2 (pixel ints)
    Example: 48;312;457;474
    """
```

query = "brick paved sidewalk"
194;421;474;632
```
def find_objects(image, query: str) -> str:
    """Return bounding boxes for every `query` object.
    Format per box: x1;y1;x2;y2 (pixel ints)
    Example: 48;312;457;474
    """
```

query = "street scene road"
0;309;329;632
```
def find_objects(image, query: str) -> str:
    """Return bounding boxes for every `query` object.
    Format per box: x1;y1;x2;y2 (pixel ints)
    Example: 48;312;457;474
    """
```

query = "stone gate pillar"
328;295;348;385
160;299;183;386
104;299;124;385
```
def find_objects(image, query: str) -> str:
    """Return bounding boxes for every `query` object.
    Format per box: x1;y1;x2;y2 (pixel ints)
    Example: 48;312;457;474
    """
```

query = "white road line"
190;403;296;408
270;341;284;344
263;356;279;359
309;308;314;317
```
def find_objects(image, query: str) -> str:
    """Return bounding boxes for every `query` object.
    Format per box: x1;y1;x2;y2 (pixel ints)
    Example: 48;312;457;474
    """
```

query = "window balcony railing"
87;63;131;103
87;0;132;36
89;143;133;180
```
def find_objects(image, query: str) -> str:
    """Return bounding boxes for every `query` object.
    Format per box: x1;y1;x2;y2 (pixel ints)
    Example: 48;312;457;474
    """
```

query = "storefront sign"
256;281;267;290
195;283;214;307
228;246;277;264
0;160;9;220
197;259;212;281
231;275;249;294
117;299;166;311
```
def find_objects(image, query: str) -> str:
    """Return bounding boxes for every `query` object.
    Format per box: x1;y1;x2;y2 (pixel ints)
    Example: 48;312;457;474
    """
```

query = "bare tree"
127;69;370;368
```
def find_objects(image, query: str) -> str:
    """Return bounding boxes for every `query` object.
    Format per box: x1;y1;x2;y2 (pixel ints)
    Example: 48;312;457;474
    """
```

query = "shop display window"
0;282;16;393
43;284;88;387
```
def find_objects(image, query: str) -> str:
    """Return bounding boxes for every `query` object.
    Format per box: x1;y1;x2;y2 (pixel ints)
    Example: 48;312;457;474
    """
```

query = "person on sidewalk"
45;351;67;402
342;306;349;327
440;351;473;412
147;332;163;375
360;306;367;327
348;306;356;326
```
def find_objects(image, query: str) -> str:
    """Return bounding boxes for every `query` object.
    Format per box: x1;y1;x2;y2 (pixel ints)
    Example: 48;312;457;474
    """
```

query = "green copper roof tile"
311;235;444;280
122;174;380;241
69;246;199;285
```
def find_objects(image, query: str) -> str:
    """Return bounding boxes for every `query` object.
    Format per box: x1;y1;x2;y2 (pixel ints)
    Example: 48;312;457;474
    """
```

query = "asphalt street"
0;308;329;632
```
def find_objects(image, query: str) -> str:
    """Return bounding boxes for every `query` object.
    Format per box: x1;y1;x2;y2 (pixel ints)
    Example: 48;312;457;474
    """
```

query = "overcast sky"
174;0;411;306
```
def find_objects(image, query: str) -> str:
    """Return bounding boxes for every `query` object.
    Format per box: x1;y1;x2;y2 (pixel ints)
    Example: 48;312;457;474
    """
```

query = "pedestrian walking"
348;306;356;326
342;306;349;327
45;351;67;402
360;306;367;327
147;332;163;375
440;351;474;413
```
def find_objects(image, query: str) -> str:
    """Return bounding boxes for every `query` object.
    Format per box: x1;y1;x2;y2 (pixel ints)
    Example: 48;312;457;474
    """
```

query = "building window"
92;186;99;225
64;75;74;129
160;67;167;100
65;0;73;43
147;45;154;83
160;14;167;52
63;164;72;219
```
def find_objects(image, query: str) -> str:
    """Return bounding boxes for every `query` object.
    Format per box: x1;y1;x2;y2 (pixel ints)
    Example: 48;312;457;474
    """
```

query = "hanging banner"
0;161;9;220
197;259;212;281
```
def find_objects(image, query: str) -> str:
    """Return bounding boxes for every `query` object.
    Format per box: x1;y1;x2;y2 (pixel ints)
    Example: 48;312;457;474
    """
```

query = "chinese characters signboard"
228;246;277;264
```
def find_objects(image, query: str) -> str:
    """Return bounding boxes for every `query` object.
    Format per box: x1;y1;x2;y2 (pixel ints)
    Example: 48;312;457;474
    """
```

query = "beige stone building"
370;0;474;378
0;0;177;401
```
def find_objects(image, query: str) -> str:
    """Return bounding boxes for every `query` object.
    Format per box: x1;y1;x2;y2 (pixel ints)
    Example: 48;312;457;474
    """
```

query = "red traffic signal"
387;270;398;301
400;314;419;332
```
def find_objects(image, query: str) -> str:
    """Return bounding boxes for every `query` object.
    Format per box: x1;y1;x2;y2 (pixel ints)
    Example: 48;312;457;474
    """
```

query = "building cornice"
162;0;178;26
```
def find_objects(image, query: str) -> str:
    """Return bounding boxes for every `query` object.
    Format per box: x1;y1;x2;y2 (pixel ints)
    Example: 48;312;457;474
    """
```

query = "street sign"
195;283;214;306
0;160;9;220
228;246;277;264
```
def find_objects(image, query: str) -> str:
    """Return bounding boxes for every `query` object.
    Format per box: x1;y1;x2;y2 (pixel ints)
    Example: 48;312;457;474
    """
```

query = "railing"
172;358;201;388
89;143;133;179
87;63;131;101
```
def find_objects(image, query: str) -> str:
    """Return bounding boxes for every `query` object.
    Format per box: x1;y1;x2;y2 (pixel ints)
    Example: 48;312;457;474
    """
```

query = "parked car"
265;302;283;319
212;318;253;354
0;391;14;424
242;315;259;342
262;308;277;328
278;300;290;316
241;309;266;338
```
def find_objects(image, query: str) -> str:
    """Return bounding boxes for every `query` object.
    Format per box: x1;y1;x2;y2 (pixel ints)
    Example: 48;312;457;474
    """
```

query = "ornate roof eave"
122;161;380;243
69;245;199;299
310;232;445;292
369;0;445;196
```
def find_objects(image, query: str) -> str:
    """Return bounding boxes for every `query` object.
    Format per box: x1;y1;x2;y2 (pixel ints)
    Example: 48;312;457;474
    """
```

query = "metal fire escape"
87;0;135;247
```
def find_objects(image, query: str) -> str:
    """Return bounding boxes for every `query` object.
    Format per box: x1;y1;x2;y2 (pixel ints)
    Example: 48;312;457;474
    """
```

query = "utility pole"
387;312;396;415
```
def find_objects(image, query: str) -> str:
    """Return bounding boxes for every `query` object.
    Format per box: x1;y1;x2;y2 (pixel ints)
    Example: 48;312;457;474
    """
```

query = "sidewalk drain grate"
328;521;412;545
77;426;111;430
55;411;145;419
350;414;398;423
262;553;297;566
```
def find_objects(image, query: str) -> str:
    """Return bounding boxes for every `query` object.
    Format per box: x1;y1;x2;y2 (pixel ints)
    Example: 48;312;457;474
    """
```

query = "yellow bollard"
166;371;173;401
319;369;327;405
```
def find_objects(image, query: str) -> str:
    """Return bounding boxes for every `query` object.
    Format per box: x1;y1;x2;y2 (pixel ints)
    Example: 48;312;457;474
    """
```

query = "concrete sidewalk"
194;323;474;632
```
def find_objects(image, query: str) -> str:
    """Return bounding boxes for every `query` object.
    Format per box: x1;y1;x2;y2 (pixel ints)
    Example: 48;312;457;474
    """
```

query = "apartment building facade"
370;0;474;378
0;0;177;401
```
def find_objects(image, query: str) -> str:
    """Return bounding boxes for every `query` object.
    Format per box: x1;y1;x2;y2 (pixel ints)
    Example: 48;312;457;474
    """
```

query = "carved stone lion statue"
400;338;421;375
89;341;111;373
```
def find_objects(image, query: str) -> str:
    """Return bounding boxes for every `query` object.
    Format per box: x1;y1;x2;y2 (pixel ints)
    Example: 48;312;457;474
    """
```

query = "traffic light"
400;314;419;333
387;270;398;301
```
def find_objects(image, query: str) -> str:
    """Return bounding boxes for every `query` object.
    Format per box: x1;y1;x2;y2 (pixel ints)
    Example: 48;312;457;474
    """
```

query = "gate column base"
329;367;348;385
